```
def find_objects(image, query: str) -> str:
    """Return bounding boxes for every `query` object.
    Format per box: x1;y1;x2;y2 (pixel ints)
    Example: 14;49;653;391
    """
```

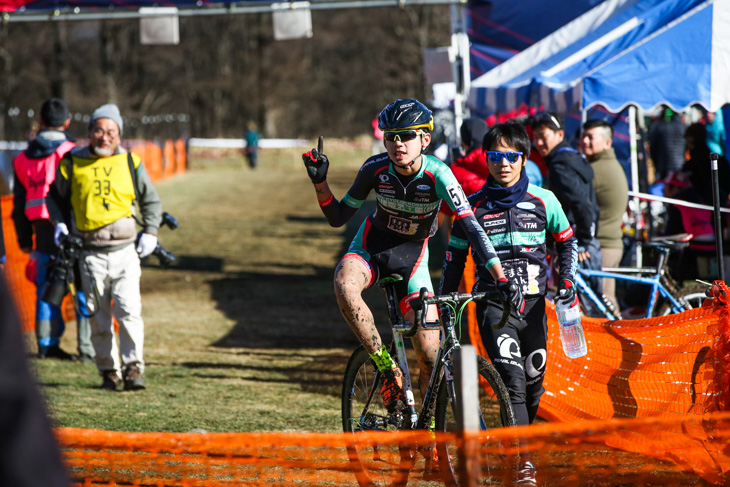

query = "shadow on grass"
208;270;390;350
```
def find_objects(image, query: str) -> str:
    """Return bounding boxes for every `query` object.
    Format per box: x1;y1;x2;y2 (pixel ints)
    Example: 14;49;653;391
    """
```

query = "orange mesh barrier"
163;140;176;179
52;283;730;485
2;194;35;332
56;413;730;486
128;142;163;182
175;138;187;174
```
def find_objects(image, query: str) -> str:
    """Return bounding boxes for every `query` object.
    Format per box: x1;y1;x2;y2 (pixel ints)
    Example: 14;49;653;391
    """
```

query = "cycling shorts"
343;217;433;315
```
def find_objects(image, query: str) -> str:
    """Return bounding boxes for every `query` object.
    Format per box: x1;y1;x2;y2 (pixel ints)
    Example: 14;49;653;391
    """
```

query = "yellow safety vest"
61;152;141;232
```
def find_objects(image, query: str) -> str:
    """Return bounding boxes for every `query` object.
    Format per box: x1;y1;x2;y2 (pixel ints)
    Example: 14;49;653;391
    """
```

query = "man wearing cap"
48;103;162;391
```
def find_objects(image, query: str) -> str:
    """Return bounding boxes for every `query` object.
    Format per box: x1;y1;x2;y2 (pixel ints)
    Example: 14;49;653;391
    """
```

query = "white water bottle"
556;298;588;358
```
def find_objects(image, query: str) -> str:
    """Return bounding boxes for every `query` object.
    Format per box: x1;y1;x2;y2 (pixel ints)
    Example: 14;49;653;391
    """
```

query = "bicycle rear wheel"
342;345;412;486
434;354;516;485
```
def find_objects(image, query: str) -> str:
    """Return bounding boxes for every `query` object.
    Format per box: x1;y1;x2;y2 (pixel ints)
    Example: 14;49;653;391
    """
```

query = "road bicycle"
341;274;517;486
569;234;709;320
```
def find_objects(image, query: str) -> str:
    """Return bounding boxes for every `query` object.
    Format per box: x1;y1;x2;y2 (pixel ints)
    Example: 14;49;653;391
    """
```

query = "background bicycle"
563;234;709;320
341;275;516;486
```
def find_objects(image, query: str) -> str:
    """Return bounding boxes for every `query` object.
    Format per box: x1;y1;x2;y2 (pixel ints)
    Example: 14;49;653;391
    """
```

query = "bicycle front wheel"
434;354;516;485
657;283;709;316
342;345;411;486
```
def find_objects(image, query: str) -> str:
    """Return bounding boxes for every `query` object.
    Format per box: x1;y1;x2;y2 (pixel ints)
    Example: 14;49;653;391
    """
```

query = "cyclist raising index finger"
303;99;522;413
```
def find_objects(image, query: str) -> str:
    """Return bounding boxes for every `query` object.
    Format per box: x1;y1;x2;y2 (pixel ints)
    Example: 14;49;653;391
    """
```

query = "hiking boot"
380;367;405;413
123;364;146;391
38;345;76;361
100;370;122;391
514;460;537;486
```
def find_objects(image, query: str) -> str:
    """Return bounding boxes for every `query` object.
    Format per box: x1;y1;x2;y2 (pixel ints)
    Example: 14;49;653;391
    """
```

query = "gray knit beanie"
89;104;123;135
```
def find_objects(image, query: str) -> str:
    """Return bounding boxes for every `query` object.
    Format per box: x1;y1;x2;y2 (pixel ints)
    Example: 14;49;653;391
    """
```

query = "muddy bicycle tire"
434;354;516;486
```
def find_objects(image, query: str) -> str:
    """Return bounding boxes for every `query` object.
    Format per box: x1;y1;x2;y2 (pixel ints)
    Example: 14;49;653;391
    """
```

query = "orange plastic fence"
1;139;186;333
57;413;730;486
53;281;730;486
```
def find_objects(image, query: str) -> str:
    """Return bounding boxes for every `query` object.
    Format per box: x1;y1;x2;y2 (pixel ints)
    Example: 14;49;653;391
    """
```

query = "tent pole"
451;3;469;134
710;153;725;282
628;105;642;267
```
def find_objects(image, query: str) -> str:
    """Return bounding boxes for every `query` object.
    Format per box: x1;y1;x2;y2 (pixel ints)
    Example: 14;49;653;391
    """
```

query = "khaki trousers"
80;244;144;376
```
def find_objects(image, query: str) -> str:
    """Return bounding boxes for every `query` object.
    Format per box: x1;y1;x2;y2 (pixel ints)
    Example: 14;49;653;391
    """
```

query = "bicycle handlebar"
405;287;511;337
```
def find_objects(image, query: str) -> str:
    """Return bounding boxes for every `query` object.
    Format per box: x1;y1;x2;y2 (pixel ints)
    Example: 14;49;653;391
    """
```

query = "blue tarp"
468;0;730;114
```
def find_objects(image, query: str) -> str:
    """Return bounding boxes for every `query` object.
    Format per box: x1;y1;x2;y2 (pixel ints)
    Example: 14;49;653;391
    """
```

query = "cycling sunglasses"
486;151;523;164
384;130;422;142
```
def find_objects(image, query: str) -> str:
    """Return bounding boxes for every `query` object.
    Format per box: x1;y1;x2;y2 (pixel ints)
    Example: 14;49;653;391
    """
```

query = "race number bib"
387;215;418;235
502;259;539;295
445;183;470;213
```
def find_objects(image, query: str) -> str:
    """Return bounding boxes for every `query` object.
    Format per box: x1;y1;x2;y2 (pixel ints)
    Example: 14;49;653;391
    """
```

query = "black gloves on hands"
302;148;329;184
497;278;525;316
556;279;578;307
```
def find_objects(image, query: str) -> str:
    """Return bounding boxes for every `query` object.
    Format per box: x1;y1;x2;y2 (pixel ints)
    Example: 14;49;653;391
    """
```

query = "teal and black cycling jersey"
440;183;577;297
318;152;500;270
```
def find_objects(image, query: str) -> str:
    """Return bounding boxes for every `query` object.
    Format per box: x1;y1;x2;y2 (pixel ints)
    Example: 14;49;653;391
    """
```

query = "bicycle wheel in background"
434;354;516;485
657;283;710;316
342;345;412;486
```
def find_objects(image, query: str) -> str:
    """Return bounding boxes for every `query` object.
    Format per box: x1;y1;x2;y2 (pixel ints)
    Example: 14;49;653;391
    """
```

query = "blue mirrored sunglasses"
384;130;421;142
486;151;523;164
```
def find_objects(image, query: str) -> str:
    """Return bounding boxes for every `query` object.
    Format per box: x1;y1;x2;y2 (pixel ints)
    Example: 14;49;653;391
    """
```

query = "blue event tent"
468;0;730;115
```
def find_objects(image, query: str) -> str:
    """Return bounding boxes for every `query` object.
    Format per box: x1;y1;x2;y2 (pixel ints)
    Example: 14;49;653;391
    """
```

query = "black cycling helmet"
378;99;434;133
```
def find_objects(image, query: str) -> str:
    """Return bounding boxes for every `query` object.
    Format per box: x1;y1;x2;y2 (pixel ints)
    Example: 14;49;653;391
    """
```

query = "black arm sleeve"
47;160;72;226
457;213;500;271
319;197;360;228
555;234;578;284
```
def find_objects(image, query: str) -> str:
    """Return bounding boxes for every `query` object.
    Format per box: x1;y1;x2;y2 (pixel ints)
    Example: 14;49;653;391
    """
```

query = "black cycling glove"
302;148;329;184
556;279;578;307
497;278;524;316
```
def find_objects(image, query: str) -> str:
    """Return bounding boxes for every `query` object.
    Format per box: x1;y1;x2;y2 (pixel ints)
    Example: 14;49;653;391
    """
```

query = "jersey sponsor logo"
417;184;430;191
517;202;536;210
376;194;440;214
483;219;506;227
517;213;535;219
379;189;396;195
520;221;538;229
489;230;546;247
521;246;539;253
379;174;390;183
557;227;574;241
454;207;473;218
495;334;524;369
484;212;505;219
414;197;431;202
525;349;547;379
488;227;506;234
445;250;453;261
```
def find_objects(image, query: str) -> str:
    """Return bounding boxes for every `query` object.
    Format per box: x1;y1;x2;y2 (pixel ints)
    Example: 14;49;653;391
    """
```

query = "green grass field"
31;137;400;433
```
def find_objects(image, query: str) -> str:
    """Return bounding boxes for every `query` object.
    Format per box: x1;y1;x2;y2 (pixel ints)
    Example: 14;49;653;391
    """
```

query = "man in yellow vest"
48;104;162;391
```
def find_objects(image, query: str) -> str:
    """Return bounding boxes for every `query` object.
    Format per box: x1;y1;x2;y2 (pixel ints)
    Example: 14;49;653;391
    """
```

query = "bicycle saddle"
377;274;403;287
644;233;694;251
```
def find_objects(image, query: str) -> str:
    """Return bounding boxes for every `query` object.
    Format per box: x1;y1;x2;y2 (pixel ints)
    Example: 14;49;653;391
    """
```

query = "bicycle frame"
380;280;453;430
575;264;686;320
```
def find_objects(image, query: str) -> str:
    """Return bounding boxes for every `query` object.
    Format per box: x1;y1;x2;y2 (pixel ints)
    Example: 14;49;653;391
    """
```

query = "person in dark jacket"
12;98;94;361
532;111;602;294
0;278;72;487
